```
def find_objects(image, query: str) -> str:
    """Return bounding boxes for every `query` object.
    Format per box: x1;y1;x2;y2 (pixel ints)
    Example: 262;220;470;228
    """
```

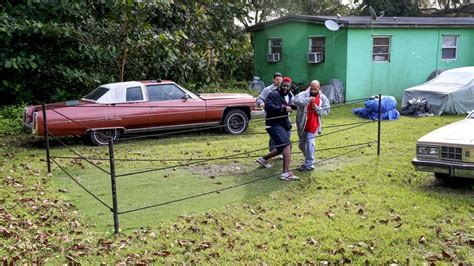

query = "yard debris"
325;210;336;219
419;236;427;244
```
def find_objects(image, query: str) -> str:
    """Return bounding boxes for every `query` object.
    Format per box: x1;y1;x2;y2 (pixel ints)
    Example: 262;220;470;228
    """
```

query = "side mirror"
182;94;190;101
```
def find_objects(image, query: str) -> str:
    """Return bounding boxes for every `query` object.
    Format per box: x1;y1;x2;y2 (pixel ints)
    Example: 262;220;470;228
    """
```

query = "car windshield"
83;87;109;101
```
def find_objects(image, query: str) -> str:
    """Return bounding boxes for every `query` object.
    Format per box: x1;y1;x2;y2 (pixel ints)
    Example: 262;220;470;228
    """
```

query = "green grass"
1;101;473;264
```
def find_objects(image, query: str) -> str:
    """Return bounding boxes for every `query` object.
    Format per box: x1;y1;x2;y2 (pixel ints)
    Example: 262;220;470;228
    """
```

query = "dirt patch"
188;162;253;177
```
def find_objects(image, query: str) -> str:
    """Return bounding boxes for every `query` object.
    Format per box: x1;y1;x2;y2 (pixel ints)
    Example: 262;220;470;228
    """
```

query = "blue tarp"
352;96;400;120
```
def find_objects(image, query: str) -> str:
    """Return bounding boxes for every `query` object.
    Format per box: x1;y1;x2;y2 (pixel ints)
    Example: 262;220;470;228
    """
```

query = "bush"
0;105;25;135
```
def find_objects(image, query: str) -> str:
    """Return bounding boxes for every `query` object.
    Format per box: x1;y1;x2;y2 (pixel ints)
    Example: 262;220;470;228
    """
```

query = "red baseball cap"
282;77;292;83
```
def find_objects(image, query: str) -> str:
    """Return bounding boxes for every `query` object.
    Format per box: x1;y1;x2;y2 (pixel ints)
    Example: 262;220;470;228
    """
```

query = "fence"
41;95;383;234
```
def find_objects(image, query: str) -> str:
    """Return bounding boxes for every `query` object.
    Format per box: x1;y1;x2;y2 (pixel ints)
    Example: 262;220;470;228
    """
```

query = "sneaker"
298;165;315;171
274;154;284;160
280;171;299;181
256;157;272;168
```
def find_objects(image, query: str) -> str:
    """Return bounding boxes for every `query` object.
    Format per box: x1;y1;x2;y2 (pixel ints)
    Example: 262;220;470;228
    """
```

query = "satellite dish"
368;6;377;20
325;20;340;31
368;6;385;21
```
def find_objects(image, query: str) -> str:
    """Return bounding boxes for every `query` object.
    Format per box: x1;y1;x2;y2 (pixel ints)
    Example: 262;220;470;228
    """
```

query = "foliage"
0;105;25;135
0;1;253;105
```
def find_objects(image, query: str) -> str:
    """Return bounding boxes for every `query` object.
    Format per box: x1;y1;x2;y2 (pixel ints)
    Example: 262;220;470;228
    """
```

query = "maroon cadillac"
23;80;262;145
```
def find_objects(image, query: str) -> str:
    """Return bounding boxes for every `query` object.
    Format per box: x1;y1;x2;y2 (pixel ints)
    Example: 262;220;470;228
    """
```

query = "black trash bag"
400;97;434;117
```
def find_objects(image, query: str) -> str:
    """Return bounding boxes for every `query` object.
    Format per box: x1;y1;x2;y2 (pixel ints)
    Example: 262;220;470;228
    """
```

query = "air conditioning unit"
308;52;323;63
266;53;281;62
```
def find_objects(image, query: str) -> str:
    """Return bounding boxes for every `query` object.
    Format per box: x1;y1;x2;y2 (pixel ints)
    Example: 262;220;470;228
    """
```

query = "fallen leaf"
306;237;319;246
195;241;211;251
153;250;171;257
325;210;335;219
435;226;441;236
441;249;455;261
425;253;441;262
419;236;427;244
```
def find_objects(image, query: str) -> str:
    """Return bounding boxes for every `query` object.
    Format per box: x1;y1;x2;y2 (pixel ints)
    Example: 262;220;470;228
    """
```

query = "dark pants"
266;126;291;153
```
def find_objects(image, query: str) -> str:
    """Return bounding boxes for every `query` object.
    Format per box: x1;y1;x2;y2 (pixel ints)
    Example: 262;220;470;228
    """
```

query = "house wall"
346;27;474;100
252;21;348;90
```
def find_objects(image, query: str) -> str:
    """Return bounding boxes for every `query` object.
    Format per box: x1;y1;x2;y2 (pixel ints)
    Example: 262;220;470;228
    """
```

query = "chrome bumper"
251;110;265;118
412;158;474;179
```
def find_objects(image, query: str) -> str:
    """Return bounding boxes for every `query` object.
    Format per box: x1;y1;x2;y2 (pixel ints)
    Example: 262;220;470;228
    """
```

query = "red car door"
146;84;207;127
110;86;150;130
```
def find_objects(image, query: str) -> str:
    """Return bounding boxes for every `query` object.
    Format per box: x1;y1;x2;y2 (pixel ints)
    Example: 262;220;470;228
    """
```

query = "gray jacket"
293;88;330;137
256;84;278;106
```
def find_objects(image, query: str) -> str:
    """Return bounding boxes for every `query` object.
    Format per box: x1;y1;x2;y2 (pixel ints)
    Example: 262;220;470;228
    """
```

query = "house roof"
246;15;474;31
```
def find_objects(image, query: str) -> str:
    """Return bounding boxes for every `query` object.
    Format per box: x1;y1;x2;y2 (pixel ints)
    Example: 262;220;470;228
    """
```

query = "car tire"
222;109;249;135
434;172;449;179
89;129;120;146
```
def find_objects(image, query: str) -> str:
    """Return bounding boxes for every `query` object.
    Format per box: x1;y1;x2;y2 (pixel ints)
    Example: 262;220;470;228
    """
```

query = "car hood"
418;119;474;145
199;93;254;100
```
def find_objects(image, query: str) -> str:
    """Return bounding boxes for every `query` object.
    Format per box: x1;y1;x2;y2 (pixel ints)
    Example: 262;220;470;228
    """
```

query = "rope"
52;141;376;163
48;131;111;175
117;143;370;215
51;158;112;211
116;121;374;177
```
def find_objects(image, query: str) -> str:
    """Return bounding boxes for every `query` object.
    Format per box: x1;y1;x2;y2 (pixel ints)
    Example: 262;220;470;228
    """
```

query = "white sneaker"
280;171;299;181
274;154;284;160
256;157;272;168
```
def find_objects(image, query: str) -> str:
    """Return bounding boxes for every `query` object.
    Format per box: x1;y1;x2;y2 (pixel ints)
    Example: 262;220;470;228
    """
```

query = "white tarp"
401;66;474;116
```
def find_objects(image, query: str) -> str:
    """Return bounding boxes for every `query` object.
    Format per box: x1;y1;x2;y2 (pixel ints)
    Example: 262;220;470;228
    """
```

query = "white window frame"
441;35;458;61
268;38;282;55
308;36;326;53
372;35;391;63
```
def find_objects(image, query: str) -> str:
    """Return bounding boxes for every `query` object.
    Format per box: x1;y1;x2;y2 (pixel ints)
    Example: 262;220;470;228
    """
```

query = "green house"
246;16;474;101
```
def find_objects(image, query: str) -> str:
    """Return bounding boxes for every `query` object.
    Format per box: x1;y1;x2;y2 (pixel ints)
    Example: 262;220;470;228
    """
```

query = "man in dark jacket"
256;77;298;181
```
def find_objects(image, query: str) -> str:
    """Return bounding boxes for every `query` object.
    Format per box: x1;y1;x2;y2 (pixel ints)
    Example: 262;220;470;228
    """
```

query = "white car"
402;66;474;116
412;110;474;179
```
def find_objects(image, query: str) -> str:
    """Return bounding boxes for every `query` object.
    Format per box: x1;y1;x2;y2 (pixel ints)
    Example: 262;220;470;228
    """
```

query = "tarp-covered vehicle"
401;66;474;116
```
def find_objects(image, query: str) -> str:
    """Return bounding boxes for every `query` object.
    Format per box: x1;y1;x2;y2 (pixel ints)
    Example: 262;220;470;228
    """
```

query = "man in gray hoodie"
293;80;330;171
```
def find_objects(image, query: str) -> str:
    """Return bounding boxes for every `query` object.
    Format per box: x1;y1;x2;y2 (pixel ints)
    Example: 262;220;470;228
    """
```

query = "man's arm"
256;87;271;107
293;90;311;107
265;92;288;116
317;94;331;116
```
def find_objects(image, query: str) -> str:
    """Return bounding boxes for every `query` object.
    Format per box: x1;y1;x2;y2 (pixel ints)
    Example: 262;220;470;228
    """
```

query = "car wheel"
223;109;249;135
89;129;120;146
434;172;449;179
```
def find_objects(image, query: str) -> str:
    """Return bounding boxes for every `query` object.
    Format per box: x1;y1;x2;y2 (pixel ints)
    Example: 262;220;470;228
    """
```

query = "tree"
0;1;254;105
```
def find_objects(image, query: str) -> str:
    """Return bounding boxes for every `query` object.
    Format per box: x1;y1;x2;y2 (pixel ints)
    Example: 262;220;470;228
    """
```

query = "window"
442;35;458;60
126;86;144;102
147;84;186;101
308;36;325;63
372;36;391;62
268;38;282;55
309;37;325;53
83;87;109;101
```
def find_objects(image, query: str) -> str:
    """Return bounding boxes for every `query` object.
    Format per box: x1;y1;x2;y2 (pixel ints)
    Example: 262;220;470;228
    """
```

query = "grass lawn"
1;102;473;264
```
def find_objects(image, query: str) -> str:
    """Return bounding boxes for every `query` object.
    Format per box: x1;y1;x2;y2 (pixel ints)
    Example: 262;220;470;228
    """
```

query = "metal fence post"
42;103;51;174
108;139;119;234
377;94;382;156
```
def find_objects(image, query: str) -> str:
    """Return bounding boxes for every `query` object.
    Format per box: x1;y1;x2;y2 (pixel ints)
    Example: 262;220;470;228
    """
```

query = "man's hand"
315;106;323;115
285;106;293;113
259;102;265;109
